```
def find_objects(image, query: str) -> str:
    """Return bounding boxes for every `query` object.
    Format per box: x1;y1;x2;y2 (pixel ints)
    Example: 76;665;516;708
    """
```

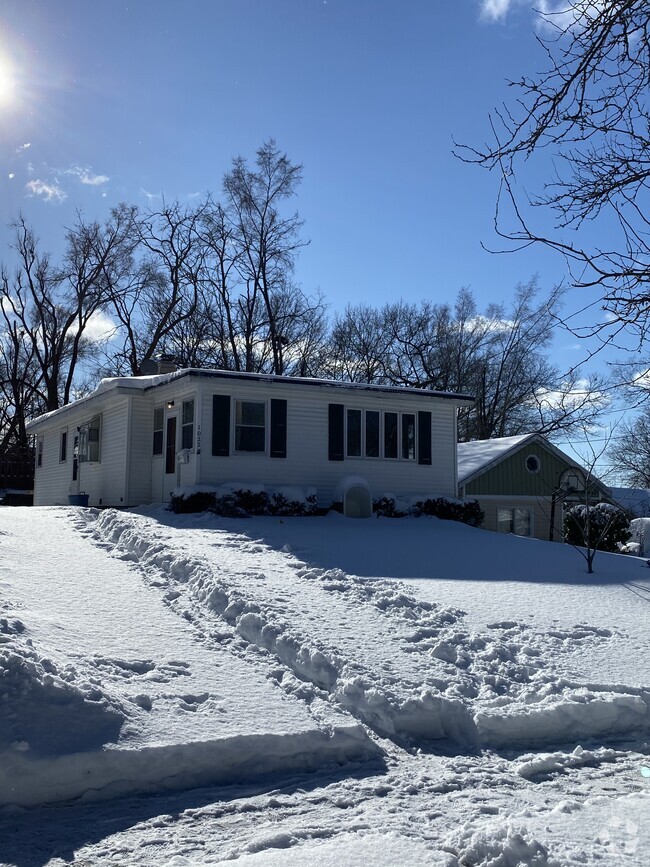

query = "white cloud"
66;165;109;186
140;187;162;202
25;178;67;204
630;369;650;390
479;0;521;21
536;1;607;34
15;142;31;153
83;310;118;344
535;378;609;411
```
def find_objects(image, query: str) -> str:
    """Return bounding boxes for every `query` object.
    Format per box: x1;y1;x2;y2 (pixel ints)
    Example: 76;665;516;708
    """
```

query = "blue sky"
0;1;566;305
0;0;633;470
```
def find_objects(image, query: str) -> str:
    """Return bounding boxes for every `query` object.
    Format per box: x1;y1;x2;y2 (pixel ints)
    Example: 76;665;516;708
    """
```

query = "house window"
346;409;362;457
60;431;67;463
235;400;265;451
37;436;43;468
365;411;380;458
525;454;540;474
153;407;164;455
384;412;398;459
347;408;416;461
497;507;532;537
182;400;194;450
79;416;101;463
401;413;416;460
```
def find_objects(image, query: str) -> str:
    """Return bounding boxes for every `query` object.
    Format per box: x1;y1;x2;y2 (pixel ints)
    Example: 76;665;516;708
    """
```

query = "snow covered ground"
1;505;649;865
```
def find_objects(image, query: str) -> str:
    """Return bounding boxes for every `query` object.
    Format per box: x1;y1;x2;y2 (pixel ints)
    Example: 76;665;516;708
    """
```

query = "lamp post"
548;465;587;542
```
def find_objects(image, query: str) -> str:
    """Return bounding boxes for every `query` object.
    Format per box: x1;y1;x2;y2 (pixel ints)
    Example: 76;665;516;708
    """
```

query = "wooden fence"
0;450;35;491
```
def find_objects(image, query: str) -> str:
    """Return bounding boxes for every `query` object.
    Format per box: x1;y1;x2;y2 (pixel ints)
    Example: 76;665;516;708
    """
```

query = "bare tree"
223;139;312;374
328;304;392;383
326;281;606;439
1;210;133;411
0;302;43;452
560;452;631;574
107;201;208;374
608;408;650;487
456;1;650;345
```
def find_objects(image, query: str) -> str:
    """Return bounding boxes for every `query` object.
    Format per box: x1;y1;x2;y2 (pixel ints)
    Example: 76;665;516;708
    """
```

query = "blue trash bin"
68;493;90;506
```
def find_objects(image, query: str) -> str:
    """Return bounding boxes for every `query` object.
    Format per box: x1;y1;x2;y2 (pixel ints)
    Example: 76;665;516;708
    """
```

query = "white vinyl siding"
128;396;155;505
199;380;457;505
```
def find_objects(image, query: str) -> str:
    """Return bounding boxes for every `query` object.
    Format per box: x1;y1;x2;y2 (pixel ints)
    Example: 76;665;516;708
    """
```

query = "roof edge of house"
25;368;475;429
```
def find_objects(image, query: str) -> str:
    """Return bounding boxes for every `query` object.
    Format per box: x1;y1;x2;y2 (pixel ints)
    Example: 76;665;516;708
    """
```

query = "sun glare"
0;55;15;107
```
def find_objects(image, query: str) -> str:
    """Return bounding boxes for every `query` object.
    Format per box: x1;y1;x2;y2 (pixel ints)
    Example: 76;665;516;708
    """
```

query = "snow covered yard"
1;506;649;865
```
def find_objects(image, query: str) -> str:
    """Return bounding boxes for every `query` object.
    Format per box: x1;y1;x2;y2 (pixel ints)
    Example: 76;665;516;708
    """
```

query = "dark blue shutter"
418;411;432;465
328;403;345;461
270;399;287;458
212;395;230;456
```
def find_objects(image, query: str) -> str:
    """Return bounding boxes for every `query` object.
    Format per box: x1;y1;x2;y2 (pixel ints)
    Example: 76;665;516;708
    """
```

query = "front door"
164;414;178;499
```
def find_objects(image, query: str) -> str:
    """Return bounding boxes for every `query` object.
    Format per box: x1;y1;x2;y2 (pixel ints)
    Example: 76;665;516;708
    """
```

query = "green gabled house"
457;433;611;541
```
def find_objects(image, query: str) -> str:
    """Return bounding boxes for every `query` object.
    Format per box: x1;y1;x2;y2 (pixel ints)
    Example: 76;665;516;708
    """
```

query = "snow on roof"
26;368;474;429
457;434;534;484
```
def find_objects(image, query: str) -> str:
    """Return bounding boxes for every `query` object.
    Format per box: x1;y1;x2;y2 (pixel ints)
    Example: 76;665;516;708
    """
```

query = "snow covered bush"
413;496;484;527
168;490;218;514
563;502;631;553
373;495;484;526
169;487;319;517
372;496;407;518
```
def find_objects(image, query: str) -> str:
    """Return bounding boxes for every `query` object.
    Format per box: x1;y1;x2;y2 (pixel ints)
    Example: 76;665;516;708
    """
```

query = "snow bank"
629;517;650;557
0;634;125;759
476;687;649;749
1;721;374;808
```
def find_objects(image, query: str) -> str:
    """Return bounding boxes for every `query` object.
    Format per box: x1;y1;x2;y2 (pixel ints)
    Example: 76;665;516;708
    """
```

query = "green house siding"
464;443;575;498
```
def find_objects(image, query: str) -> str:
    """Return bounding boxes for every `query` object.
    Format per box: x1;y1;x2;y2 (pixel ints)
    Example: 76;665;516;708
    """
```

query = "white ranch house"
26;369;473;515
